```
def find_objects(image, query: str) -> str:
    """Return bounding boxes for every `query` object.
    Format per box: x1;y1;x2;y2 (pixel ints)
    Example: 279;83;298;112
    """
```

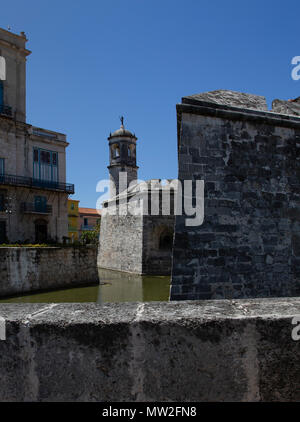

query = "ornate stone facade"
0;28;73;243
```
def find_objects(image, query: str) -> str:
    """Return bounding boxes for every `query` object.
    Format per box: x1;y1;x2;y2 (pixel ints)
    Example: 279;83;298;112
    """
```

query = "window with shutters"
33;148;58;182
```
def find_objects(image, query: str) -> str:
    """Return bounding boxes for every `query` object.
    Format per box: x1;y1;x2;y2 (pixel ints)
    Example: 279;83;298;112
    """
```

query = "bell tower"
107;117;138;197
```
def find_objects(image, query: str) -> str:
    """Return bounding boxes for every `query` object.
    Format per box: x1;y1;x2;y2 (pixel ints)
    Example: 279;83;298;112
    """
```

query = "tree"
80;220;100;245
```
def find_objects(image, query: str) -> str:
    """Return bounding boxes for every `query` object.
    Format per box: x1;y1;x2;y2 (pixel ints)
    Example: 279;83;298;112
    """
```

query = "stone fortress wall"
0;246;98;297
171;90;300;300
98;181;175;275
98;211;144;274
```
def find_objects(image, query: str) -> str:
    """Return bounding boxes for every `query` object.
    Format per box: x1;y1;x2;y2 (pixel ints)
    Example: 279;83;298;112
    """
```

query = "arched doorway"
35;219;48;243
159;229;173;250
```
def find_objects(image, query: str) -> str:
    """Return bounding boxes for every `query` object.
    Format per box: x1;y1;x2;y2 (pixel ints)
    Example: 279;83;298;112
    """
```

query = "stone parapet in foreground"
0;298;299;401
171;90;300;300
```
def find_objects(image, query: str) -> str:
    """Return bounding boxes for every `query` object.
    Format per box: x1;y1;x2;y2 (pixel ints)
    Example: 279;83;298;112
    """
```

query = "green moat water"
0;268;170;303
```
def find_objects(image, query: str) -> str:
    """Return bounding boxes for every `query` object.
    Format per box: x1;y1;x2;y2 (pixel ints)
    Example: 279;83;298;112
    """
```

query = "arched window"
112;144;120;158
0;81;3;107
159;230;173;250
128;145;135;159
0;56;6;84
0;56;5;110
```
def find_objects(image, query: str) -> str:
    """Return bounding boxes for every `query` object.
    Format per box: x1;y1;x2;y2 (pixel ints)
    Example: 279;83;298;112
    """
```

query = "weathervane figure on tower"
120;116;124;127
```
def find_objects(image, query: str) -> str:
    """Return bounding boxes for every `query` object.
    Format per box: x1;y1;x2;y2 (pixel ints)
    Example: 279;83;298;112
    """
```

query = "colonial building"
68;199;80;241
0;28;74;243
98;120;175;275
79;207;101;238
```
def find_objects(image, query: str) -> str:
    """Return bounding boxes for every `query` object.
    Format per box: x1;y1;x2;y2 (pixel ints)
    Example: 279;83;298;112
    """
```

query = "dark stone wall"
272;97;300;117
171;95;300;300
142;215;175;275
108;165;138;197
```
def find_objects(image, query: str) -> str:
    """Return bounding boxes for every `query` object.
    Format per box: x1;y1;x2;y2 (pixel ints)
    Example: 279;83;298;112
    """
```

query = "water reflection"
98;268;170;303
0;268;170;303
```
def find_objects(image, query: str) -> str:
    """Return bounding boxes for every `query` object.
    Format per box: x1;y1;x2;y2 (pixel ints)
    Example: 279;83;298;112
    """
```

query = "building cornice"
0;38;31;57
0;116;69;147
0;28;28;41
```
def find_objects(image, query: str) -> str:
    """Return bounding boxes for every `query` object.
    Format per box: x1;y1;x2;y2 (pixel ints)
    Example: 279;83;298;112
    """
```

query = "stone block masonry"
171;90;300;300
0;298;299;401
98;212;144;274
98;188;175;275
0;246;98;297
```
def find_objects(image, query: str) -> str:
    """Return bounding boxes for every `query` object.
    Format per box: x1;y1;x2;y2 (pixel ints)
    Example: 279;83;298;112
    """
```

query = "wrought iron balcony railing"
80;224;94;231
0;105;12;117
0;173;75;194
21;202;52;215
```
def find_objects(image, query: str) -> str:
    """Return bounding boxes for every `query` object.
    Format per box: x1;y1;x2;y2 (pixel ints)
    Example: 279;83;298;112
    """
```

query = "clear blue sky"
1;0;300;207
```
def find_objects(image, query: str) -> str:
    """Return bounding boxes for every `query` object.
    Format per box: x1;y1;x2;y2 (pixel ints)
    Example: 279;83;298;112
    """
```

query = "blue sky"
1;0;300;207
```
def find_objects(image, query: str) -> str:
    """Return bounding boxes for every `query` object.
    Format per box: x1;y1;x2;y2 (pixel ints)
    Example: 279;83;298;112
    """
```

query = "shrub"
80;221;100;245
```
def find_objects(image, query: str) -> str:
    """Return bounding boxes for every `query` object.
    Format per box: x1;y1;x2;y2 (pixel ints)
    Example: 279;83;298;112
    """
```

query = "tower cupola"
107;117;138;196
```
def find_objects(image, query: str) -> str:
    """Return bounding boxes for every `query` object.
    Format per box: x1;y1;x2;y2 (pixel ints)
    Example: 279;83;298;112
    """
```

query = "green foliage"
80;221;100;245
0;220;101;248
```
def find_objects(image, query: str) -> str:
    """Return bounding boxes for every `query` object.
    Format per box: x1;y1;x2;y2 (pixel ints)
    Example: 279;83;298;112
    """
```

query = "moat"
0;268;170;303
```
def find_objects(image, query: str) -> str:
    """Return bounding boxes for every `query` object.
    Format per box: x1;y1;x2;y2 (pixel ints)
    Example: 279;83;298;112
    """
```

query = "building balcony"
0;174;75;194
80;224;94;231
21;202;52;215
0;104;12;117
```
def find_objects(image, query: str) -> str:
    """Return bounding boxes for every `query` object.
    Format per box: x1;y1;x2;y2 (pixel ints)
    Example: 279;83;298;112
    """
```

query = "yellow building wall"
68;199;79;241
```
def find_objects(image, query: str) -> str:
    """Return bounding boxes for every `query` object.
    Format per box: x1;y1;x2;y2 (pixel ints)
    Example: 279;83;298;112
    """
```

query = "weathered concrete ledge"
0;246;99;297
0;298;299;401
